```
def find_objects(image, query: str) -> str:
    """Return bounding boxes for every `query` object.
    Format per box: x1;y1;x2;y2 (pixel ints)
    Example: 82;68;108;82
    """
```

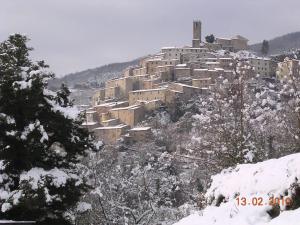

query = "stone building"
218;57;234;70
192;20;202;48
161;47;208;61
277;58;300;80
93;125;129;144
105;86;120;100
168;83;207;100
82;110;100;131
84;19;255;145
192;78;212;88
110;105;145;127
249;57;277;77
129;88;168;105
175;65;192;79
142;78;161;89
216;35;248;52
93;101;129;115
138;99;162;111
106;77;134;98
92;89;105;105
129;127;152;142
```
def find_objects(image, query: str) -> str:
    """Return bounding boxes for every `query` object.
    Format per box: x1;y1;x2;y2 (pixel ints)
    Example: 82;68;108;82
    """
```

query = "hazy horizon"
1;0;300;77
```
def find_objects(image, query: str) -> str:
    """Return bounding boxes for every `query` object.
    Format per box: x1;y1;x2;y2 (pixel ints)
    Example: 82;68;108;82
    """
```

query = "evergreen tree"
261;40;270;56
0;34;95;224
205;34;215;44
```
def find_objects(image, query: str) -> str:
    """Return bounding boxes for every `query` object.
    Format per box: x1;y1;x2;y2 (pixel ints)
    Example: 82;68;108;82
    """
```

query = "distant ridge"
48;57;143;90
49;31;300;90
250;31;300;56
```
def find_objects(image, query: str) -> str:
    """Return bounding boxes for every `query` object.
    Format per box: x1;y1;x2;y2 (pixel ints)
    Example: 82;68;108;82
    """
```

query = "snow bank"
76;202;92;213
206;153;300;203
173;153;300;225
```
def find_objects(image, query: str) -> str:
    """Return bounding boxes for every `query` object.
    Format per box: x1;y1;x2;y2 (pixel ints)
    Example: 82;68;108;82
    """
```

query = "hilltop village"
82;20;300;144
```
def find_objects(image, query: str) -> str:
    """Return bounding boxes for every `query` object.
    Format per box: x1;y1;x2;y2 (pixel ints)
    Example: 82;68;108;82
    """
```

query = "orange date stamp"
236;196;293;206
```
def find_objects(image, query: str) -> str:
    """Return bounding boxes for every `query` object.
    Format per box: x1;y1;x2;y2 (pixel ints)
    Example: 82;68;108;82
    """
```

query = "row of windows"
132;90;163;95
251;60;268;66
150;61;174;65
255;67;268;71
165;49;206;53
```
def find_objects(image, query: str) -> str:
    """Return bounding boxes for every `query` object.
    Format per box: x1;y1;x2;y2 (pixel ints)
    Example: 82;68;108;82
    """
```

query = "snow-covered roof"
137;99;161;104
95;101;128;107
231;35;249;41
206;62;220;65
93;124;128;130
82;122;98;126
161;46;176;49
194;69;209;71
130;127;151;131
173;83;201;89
193;78;212;81
0;221;36;224
175;68;190;70
249;56;273;61
110;105;141;111
130;88;167;93
85;110;97;114
176;64;187;67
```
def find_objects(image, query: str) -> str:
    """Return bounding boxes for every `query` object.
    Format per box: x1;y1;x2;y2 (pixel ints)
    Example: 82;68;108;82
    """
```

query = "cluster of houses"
82;20;300;144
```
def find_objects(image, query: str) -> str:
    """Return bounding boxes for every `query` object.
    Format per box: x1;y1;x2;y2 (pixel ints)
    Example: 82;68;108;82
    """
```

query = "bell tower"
192;20;202;48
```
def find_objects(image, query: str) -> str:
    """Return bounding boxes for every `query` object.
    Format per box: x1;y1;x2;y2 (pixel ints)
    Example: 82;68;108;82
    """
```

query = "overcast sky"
1;0;300;76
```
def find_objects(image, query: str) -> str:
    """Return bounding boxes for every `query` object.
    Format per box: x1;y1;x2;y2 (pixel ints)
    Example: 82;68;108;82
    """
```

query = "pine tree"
205;34;215;44
0;34;95;224
261;40;270;56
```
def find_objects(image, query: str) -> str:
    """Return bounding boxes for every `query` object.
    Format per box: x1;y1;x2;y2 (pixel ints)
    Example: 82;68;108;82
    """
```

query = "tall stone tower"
192;20;202;48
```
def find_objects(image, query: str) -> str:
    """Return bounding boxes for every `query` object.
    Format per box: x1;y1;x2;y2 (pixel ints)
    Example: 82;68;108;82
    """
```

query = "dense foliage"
0;34;95;224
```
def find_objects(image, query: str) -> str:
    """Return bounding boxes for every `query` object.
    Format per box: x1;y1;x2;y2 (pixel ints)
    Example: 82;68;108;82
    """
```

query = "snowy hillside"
48;57;142;90
173;153;300;225
250;31;300;56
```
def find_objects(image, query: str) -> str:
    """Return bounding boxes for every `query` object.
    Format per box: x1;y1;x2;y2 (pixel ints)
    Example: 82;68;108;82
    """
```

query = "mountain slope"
250;32;300;56
48;57;142;90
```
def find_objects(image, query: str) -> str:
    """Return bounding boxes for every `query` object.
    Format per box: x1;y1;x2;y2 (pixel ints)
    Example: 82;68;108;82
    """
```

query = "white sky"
1;0;300;76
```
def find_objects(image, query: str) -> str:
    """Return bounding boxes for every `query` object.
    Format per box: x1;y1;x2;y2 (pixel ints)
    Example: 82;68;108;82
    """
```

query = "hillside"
250;31;300;56
173;153;300;225
48;57;142;90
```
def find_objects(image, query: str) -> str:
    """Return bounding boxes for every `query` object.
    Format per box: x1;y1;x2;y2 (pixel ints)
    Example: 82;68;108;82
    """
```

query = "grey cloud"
1;0;300;76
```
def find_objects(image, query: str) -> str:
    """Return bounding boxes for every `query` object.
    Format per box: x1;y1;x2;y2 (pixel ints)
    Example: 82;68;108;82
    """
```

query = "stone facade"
85;20;257;144
93;125;129;144
192;20;202;47
106;77;133;98
129;88;168;105
216;35;248;52
192;78;212;88
277;58;300;80
129;127;152;142
250;57;277;77
110;105;145;127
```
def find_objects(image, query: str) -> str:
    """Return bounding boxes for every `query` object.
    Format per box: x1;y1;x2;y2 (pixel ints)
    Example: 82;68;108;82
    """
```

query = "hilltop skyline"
1;0;300;76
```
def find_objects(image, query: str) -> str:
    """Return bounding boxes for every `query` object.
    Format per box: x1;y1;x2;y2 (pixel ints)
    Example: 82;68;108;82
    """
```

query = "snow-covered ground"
173;153;300;225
